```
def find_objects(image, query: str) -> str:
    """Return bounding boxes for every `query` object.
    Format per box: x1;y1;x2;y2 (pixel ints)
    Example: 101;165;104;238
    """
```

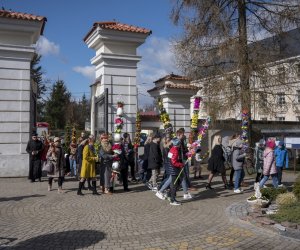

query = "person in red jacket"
169;138;184;205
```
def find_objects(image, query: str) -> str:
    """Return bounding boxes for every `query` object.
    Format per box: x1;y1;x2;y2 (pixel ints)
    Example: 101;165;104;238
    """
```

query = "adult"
26;132;44;182
142;134;153;183
231;139;246;193
259;139;278;188
206;135;228;189
254;139;265;183
76;139;90;189
77;135;99;195
123;133;137;181
47;137;66;193
147;133;163;190
274;141;289;187
77;131;86;145
69;141;77;177
228;133;240;187
99;133;116;194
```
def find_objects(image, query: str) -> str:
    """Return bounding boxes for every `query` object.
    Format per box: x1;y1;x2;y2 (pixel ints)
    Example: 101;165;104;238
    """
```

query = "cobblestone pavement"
0;170;300;250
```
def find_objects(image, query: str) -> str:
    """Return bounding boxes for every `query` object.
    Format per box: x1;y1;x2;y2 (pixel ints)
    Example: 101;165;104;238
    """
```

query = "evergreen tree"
30;53;47;121
44;80;71;129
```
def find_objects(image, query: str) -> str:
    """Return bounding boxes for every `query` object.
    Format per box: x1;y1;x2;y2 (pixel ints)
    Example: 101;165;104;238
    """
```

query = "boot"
77;182;84;196
101;186;105;194
92;181;100;195
87;180;93;191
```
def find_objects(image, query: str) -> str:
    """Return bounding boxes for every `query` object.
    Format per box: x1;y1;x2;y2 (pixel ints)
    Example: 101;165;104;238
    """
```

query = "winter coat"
123;141;134;163
207;144;225;174
263;147;277;176
255;146;264;173
80;144;98;178
147;142;162;170
99;142;114;168
274;146;289;168
169;145;184;175
46;146;65;178
231;147;246;170
26;139;44;161
142;143;151;169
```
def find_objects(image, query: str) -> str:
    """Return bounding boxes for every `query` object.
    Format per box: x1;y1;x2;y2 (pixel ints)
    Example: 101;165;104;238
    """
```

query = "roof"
154;73;190;83
84;21;152;41
0;10;47;34
139;111;158;117
148;82;199;93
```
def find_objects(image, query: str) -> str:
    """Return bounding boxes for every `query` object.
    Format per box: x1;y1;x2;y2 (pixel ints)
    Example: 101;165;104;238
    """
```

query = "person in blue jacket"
274;141;289;187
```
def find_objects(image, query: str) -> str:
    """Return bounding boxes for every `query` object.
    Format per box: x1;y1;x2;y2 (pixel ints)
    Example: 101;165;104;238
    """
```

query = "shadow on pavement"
9;230;105;249
0;194;45;203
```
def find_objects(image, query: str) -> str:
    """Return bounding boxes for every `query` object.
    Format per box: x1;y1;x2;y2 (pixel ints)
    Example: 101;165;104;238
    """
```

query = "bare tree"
171;0;300;143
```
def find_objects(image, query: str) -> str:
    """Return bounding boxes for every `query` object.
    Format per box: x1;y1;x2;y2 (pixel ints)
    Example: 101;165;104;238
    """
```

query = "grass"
269;202;300;224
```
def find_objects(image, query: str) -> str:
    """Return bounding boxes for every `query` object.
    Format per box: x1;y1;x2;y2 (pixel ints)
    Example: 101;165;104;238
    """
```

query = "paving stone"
0;172;299;249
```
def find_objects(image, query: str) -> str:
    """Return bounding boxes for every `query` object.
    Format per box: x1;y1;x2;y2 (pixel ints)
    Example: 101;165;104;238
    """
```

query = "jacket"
263;147;277;175
80;144;98;178
46;146;66;178
274;146;289;168
207;144;225;173
231;147;246;170
169;146;184;175
255;146;264;172
147;142;162;170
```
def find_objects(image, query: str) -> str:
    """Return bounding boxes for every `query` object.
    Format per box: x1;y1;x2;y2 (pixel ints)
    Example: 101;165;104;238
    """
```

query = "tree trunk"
238;0;252;146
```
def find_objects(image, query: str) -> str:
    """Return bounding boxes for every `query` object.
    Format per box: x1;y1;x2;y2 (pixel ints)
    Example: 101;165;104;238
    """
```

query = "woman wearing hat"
46;137;66;193
77;135;99;195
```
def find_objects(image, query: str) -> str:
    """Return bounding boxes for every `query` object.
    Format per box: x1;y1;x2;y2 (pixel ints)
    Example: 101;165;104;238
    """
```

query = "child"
169;138;184;205
194;148;202;179
274;141;289;187
259;139;278;188
231;139;246;193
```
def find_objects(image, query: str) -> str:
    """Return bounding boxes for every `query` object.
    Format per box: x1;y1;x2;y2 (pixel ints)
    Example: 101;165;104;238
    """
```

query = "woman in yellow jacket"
77;135;99;195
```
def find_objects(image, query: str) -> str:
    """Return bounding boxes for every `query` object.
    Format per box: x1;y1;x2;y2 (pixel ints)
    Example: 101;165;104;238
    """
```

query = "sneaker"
278;184;284;188
183;193;193;199
152;186;158;192
155;191;165;200
234;189;243;194
170;200;181;206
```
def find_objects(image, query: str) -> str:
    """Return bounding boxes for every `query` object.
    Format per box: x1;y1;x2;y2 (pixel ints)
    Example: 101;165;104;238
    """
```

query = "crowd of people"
26;128;289;206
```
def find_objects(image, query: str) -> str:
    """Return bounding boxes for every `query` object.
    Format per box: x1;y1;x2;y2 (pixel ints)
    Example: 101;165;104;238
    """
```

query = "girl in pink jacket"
259;139;278;188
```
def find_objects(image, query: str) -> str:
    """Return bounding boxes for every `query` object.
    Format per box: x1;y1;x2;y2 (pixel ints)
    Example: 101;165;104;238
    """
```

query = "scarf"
101;141;112;154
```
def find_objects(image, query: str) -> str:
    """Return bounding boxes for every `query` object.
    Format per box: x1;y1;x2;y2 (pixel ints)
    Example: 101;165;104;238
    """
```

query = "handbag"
42;160;54;173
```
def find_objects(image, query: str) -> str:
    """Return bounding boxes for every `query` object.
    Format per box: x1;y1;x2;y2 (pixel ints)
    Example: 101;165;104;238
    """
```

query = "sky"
1;0;182;107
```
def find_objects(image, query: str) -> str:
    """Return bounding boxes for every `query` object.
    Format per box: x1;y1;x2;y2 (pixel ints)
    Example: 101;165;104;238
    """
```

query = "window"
278;67;285;83
297;90;300;103
277;92;285;105
258;93;267;108
276;117;285;121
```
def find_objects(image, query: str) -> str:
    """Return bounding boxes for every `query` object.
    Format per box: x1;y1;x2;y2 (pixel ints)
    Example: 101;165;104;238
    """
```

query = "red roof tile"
154;73;190;83
84;21;152;41
147;83;199;93
0;10;46;34
139;111;158;117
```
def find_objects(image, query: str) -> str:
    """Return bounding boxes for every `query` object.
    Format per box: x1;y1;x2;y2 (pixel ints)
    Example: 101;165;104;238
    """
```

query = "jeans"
183;161;191;188
159;173;188;194
234;169;245;190
276;167;283;185
170;175;180;202
69;158;77;176
259;174;278;188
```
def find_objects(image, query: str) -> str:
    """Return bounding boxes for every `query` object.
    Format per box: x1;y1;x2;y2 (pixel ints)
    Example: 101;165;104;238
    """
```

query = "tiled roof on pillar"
84;21;152;41
154;73;190;83
0;9;47;34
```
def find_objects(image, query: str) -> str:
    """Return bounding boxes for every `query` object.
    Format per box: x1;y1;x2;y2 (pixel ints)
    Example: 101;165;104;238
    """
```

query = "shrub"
261;187;287;201
269;202;300;223
276;192;297;206
292;174;300;200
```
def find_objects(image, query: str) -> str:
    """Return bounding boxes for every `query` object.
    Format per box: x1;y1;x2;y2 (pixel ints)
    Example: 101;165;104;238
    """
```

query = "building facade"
0;10;46;177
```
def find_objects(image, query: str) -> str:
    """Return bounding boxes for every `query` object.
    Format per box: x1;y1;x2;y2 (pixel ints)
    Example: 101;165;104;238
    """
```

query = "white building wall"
0;17;44;177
